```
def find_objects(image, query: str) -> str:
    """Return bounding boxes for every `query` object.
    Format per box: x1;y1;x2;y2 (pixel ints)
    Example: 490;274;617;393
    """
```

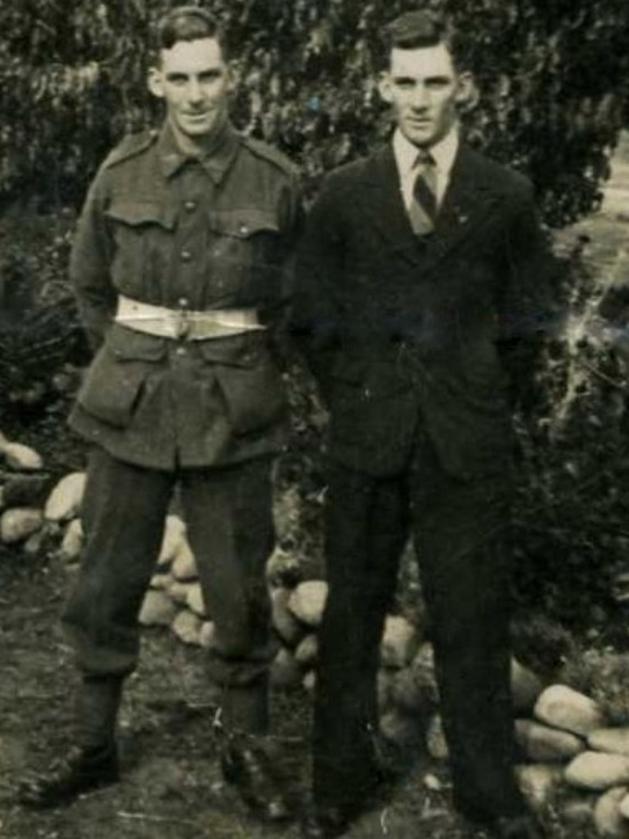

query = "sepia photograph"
1;2;629;837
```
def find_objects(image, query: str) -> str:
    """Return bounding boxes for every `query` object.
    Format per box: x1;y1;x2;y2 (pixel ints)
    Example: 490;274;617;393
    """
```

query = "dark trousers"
313;433;524;820
63;447;275;689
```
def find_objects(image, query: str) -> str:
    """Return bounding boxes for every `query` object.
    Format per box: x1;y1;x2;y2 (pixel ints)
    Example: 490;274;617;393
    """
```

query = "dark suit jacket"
292;141;558;479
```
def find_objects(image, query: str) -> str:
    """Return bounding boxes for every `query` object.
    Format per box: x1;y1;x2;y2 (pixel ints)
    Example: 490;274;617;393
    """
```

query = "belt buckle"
173;306;191;340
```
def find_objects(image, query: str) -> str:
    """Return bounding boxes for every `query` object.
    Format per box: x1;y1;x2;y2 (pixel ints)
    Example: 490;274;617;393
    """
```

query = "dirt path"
4;134;629;838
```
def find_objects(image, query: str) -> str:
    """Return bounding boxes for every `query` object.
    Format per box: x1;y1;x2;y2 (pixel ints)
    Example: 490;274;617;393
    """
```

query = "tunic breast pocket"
105;198;177;288
207;209;281;300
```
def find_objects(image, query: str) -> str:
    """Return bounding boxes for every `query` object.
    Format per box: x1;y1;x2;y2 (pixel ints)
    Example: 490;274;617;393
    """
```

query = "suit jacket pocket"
76;325;166;428
201;338;287;435
328;360;413;454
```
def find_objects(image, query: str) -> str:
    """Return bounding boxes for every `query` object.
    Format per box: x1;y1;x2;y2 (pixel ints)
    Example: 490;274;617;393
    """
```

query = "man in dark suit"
293;11;556;839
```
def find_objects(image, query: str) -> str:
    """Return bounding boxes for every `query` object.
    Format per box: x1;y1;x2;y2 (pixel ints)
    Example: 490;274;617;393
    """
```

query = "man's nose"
410;84;429;109
186;79;204;104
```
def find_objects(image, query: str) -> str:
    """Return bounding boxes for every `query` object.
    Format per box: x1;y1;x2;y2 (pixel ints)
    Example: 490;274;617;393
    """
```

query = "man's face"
148;37;233;142
378;43;472;148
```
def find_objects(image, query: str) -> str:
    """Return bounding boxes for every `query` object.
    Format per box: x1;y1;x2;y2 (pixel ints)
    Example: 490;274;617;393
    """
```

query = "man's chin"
180;121;214;136
403;127;436;148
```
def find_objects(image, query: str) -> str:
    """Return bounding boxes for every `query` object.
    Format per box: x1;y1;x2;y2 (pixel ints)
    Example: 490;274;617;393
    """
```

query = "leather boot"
457;796;547;839
217;679;291;822
19;675;122;809
490;812;547;839
301;804;350;838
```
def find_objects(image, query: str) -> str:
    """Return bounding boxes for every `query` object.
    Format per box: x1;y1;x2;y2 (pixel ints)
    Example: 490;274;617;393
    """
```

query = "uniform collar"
157;120;240;182
393;125;459;178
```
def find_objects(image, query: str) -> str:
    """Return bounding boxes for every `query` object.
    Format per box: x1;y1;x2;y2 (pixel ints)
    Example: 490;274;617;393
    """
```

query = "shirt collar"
393;125;459;178
157;120;240;182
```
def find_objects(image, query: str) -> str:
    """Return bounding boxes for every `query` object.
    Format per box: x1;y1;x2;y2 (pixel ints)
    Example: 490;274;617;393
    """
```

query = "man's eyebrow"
164;67;223;78
392;73;451;83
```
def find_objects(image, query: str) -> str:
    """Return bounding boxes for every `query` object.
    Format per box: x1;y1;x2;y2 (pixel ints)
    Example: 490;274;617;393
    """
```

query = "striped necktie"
409;150;438;236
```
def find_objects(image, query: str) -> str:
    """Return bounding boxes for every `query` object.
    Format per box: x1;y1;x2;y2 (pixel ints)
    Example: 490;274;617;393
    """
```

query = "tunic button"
176;346;187;356
178;297;189;308
184;200;197;212
180;250;192;262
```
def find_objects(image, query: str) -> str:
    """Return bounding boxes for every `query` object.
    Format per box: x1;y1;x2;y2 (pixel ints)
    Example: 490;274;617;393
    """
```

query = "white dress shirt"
393;126;459;212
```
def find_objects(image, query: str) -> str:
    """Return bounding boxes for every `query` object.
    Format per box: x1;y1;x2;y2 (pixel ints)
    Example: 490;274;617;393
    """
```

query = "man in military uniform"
20;7;301;819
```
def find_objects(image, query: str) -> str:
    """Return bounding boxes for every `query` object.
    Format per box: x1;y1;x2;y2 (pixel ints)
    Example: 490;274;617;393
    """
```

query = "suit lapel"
359;142;501;272
361;144;420;267
431;144;500;261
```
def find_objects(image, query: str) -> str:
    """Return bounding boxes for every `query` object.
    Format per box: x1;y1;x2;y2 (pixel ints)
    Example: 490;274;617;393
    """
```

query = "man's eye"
167;75;188;85
200;70;222;83
394;79;415;91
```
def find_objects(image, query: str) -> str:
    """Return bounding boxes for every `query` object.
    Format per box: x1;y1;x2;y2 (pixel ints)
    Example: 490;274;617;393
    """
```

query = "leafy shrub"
1;0;628;224
2;1;629;638
0;210;86;422
510;230;629;631
562;647;629;724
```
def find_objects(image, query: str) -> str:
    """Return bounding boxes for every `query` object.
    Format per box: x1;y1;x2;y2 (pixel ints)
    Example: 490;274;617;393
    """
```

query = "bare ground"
0;548;598;839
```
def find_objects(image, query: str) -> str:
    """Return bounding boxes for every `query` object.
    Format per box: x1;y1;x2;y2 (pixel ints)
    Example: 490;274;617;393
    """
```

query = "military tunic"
69;123;302;470
62;123;302;688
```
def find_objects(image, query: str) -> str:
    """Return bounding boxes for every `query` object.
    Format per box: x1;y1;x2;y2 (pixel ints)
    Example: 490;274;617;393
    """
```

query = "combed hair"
154;6;227;57
374;10;467;71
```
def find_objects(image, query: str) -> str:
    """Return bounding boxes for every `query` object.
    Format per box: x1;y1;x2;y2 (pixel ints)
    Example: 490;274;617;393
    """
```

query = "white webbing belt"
115;294;265;340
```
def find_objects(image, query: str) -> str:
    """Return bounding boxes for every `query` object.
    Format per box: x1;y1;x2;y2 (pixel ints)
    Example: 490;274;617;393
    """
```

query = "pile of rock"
423;678;629;838
0;435;86;555
138;519;429;699
517;685;629;837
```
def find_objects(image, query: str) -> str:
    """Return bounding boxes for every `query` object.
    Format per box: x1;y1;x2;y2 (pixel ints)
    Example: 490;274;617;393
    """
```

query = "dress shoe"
18;742;119;809
490;812;547;839
220;737;290;822
301;806;349;839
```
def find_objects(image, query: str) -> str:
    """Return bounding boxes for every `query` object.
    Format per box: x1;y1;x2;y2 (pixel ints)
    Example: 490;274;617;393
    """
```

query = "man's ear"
226;60;239;93
377;72;394;105
455;71;479;112
147;67;165;99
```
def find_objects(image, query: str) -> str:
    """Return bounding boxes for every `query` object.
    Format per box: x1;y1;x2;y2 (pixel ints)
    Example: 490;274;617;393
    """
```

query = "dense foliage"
511;232;629;634
1;0;629;224
1;1;629;635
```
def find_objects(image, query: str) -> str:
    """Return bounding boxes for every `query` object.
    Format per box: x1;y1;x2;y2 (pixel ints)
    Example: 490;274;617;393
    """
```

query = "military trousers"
63;446;276;689
313;431;524;821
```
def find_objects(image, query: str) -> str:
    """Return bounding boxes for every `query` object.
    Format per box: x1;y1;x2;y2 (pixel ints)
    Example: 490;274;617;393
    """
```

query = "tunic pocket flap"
106;199;177;230
208;209;280;238
106;324;167;362
198;334;263;368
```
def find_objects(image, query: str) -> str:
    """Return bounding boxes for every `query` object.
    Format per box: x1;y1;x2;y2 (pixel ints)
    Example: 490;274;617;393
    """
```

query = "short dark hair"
374;10;467;72
153;6;228;59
